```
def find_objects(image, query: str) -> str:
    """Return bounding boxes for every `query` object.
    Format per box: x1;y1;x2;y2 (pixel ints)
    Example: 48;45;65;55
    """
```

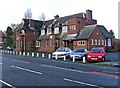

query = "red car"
87;47;106;62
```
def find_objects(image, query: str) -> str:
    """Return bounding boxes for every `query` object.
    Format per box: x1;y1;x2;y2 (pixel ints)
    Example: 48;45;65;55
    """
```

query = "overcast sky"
0;0;119;38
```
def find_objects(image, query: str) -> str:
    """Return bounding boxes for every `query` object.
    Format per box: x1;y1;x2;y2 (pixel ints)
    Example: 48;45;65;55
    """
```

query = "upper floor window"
54;27;59;34
62;26;67;33
69;25;76;31
91;39;94;45
47;28;52;35
102;40;104;45
41;30;45;35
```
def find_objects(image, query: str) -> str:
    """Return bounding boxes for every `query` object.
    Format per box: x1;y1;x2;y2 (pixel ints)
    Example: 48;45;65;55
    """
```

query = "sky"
0;0;119;38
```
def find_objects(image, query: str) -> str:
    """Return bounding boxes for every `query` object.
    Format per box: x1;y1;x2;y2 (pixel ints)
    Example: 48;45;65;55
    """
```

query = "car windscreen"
74;49;85;52
56;48;66;52
90;48;104;53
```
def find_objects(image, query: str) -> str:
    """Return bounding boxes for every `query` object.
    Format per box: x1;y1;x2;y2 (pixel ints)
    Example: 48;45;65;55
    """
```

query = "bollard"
73;56;75;62
19;52;22;55
55;54;58;60
23;52;25;56
48;54;51;59
37;53;39;57
42;53;44;58
63;55;66;61
27;52;30;56
32;52;34;57
13;51;15;55
83;56;86;63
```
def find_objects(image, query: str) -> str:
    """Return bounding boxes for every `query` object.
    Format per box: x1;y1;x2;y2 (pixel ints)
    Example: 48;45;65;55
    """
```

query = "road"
0;53;119;88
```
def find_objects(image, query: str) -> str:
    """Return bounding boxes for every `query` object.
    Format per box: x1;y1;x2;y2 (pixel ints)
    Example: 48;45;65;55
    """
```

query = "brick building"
0;30;6;49
15;10;113;52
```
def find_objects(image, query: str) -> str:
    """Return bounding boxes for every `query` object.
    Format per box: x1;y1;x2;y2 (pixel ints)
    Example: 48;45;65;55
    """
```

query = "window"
27;41;31;47
45;40;49;47
47;28;52;35
98;39;101;45
41;30;45;35
95;39;97;45
54;27;59;34
77;40;85;45
102;40;104;45
91;39;94;45
105;40;106;46
36;41;40;47
69;25;76;31
50;40;54;47
62;26;67;33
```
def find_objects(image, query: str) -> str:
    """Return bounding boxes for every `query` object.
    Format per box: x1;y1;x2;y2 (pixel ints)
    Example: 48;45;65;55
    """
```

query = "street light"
20;30;26;52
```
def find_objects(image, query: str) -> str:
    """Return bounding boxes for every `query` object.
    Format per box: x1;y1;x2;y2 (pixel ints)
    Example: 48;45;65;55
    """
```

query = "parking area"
106;52;119;61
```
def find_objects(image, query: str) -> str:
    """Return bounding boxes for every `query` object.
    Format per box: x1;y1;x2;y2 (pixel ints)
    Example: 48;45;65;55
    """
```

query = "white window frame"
91;39;94;45
105;40;106;46
41;30;45;35
47;28;52;35
95;39;97;45
98;39;101;45
62;26;67;33
77;40;85;45
102;40;104;45
54;27;59;34
36;41;40;47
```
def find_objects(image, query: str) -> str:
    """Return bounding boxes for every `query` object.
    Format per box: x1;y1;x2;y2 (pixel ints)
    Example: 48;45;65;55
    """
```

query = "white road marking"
11;65;42;75
13;60;30;64
64;78;104;88
0;63;3;65
0;80;15;88
41;64;52;68
41;64;87;74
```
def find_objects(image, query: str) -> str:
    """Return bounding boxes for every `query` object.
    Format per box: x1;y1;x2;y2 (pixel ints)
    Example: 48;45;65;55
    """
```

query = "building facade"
15;10;113;52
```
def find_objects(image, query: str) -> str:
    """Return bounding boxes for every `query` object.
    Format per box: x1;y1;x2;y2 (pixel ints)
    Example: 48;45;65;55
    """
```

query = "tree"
24;8;32;19
109;29;115;38
39;12;45;21
6;26;13;47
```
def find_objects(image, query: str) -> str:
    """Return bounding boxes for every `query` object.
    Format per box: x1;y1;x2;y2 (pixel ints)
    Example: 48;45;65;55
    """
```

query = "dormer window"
54;27;59;34
69;24;76;31
47;28;52;35
41;30;45;35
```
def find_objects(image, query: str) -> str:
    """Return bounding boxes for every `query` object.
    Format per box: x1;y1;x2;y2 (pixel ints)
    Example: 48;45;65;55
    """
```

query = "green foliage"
6;26;13;36
6;26;13;47
109;29;115;38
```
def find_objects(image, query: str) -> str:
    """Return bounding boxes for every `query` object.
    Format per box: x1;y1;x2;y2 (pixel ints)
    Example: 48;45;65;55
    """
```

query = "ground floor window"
36;41;40;47
45;40;49;47
50;40;54;47
77;40;85;45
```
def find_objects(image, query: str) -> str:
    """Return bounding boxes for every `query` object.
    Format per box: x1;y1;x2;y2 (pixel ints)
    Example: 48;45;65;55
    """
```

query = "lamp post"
20;30;26;53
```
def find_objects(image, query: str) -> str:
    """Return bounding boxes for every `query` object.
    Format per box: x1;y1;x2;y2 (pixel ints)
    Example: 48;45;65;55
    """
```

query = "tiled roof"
99;25;113;38
77;25;112;39
77;25;97;39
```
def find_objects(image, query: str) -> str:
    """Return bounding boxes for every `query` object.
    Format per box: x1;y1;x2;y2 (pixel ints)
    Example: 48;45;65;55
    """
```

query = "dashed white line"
11;65;42;75
64;78;104;88
0;80;15;88
41;64;87;74
13;60;30;64
0;63;3;65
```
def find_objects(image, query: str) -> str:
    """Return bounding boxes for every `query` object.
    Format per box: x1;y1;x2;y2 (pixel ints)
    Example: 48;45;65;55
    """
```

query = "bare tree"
24;8;32;19
39;12;45;21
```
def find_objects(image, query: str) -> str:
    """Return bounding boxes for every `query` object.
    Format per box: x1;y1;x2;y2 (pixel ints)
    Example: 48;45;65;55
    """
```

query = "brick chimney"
86;9;92;20
54;15;59;19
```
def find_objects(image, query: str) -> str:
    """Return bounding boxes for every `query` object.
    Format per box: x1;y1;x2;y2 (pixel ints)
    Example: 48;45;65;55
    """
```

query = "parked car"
87;47;106;62
6;47;14;51
52;47;72;59
70;48;88;60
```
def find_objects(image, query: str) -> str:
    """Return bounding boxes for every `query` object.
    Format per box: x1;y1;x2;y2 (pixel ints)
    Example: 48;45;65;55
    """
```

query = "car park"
70;48;88;60
87;47;106;62
52;47;72;59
